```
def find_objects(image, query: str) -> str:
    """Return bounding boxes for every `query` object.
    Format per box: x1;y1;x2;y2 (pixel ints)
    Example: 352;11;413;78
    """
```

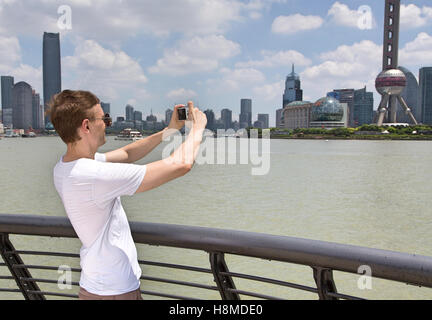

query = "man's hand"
167;104;187;131
189;102;207;130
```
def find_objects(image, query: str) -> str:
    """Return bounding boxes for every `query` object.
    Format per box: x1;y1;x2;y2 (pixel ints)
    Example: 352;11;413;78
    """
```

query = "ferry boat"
22;132;37;138
115;128;144;141
4;129;19;138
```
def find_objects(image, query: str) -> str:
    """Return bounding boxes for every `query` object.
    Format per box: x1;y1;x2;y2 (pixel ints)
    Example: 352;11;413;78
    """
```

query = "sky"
0;0;431;127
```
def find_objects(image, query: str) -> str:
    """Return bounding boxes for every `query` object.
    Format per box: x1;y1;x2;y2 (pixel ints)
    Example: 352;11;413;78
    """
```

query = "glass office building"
420;67;432;125
43;32;61;126
283;64;302;107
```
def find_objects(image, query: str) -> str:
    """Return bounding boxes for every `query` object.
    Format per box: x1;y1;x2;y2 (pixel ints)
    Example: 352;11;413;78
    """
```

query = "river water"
0;135;431;300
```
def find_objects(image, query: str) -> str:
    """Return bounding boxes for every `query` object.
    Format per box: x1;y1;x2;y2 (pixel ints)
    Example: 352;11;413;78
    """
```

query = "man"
48;90;206;300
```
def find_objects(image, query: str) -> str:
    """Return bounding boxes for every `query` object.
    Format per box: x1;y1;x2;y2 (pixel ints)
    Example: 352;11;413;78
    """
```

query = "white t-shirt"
53;152;147;295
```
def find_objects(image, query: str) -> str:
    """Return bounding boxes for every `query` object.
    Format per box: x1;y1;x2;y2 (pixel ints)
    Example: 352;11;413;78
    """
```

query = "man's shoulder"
54;157;102;179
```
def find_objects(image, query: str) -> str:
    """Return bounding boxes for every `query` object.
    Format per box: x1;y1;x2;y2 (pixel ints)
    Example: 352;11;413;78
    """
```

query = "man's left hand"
167;104;187;131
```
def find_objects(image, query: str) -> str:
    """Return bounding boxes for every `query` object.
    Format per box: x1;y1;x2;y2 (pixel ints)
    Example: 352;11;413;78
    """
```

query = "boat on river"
22;132;37;138
115;128;144;141
4;129;19;138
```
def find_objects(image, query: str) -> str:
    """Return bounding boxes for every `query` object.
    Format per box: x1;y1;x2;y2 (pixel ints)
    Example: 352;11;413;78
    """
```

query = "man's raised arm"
135;104;207;194
105;104;187;164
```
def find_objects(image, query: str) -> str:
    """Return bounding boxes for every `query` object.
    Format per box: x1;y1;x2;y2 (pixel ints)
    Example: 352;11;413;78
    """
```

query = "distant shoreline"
3;131;430;141
270;135;432;141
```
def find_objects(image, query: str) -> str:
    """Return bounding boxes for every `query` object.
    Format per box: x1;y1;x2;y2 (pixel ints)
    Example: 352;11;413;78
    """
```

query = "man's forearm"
123;128;170;163
169;126;204;166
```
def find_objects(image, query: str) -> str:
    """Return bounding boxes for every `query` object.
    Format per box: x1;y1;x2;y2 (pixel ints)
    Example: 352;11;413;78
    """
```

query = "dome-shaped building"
45;122;54;130
309;97;348;129
44;121;56;135
283;100;313;129
311;97;344;122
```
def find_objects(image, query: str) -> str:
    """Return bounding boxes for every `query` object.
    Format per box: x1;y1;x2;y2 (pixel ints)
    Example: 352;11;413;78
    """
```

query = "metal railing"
1;213;432;300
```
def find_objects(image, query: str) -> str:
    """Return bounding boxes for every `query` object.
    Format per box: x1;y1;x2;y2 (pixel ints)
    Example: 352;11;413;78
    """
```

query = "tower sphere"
375;69;406;96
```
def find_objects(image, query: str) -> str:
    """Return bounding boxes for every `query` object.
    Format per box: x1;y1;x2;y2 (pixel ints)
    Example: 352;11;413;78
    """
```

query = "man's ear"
81;119;90;132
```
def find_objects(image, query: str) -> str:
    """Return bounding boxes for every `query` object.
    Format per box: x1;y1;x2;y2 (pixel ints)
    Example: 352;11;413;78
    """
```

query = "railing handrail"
1;213;432;290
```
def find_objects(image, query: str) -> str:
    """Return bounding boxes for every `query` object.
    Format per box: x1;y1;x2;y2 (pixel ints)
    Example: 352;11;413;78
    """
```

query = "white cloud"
318;40;380;68
248;11;262;20
149;35;241;75
425;7;432;19
166;88;197;102
62;40;148;103
207;67;265;93
400;4;432;28
0;35;21;69
301;40;382;102
400;32;432;67
241;0;287;20
253;80;284;102
0;0;284;40
0;1;58;37
271;14;324;35
235;50;311;68
219;67;265;90
0;35;42;94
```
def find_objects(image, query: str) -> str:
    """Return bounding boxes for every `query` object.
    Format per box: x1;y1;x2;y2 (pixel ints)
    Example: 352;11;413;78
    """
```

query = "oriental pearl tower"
375;0;418;126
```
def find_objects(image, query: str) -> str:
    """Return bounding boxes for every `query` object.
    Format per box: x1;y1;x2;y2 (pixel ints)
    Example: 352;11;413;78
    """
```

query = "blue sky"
1;0;431;126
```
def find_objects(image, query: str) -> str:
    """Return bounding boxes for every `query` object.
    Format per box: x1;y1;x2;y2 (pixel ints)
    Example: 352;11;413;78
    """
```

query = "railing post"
209;252;240;300
0;233;45;300
312;266;338;300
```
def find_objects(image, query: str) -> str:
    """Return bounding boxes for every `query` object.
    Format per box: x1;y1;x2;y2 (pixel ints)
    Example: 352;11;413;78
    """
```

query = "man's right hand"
187;101;207;130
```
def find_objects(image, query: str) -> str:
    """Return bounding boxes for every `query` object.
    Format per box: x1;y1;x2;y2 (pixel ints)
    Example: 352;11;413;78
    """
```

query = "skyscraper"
221;108;232;130
419;67;432;125
204;109;215;131
276;108;284;128
43;32;62;126
333;89;354;127
146;109;157;122
101;102;111;115
12;82;33;130
133;110;142;122
125;105;134;121
165;108;173;124
282;64;302;107
353;87;374;126
1;76;14;126
240;99;252;128
257;114;269;129
32;90;43;129
396;67;420;124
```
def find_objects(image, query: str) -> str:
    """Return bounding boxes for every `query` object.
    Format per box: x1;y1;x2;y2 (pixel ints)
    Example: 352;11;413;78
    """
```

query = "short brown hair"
46;90;100;144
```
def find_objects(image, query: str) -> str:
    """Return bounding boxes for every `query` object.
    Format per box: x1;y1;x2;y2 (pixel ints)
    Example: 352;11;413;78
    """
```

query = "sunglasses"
91;113;112;127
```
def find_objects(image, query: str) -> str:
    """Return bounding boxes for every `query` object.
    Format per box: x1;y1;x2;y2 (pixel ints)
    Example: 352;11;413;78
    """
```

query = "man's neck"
64;142;96;162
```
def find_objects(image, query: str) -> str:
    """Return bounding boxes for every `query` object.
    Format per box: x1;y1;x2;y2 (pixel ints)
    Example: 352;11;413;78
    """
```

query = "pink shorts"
78;287;143;300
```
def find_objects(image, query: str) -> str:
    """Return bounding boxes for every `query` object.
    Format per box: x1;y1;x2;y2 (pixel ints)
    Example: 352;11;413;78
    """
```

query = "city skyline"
0;1;431;126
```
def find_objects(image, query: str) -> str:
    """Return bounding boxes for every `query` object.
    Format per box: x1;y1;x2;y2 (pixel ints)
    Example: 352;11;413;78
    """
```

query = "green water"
1;136;431;299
